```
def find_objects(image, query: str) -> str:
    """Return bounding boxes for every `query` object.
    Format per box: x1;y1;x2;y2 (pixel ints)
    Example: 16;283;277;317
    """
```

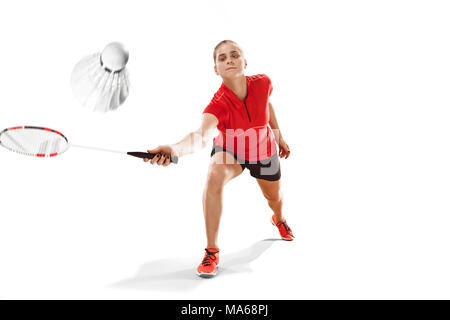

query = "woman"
144;40;294;278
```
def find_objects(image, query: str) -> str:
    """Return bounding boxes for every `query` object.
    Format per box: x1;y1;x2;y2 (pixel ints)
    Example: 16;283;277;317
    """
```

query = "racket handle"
127;151;179;164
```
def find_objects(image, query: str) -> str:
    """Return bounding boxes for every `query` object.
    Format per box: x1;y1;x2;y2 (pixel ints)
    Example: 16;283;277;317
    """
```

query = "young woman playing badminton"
145;40;294;277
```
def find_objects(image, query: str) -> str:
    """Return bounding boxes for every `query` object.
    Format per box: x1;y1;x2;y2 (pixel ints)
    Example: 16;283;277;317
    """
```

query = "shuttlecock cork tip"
100;42;129;72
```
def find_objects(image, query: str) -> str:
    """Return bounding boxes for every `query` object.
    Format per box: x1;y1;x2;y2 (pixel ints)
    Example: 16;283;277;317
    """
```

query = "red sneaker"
196;248;220;278
271;215;295;241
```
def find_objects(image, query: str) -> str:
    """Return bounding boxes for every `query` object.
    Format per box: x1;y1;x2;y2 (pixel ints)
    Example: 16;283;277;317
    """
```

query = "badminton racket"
0;125;178;163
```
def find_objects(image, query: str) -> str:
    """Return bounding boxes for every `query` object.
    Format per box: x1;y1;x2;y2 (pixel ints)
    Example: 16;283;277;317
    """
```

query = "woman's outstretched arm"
145;113;218;166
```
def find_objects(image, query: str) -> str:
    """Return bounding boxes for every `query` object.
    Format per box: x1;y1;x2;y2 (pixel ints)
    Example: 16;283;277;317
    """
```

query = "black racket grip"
127;152;179;164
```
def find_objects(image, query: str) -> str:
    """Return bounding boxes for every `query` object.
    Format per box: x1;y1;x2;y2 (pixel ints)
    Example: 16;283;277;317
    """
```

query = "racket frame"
0;126;69;157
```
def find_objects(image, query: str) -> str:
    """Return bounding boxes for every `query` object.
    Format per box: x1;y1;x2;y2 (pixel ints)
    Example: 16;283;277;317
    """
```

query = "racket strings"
3;131;28;153
0;128;69;157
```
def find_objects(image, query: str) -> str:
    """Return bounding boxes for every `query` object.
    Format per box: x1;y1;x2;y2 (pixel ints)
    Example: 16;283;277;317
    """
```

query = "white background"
0;0;449;299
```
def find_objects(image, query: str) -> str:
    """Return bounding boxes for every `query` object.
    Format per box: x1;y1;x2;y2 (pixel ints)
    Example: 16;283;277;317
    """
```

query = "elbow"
194;128;212;150
192;130;210;150
200;135;210;149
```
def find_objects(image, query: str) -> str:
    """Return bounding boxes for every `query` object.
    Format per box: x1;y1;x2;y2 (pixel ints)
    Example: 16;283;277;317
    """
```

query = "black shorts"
210;143;281;181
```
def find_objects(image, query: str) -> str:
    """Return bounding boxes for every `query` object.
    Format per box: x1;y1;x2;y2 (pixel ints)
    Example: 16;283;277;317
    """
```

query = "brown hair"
213;40;244;64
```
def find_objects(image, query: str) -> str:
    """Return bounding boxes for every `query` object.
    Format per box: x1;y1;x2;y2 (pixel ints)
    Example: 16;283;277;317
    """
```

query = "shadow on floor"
111;238;282;292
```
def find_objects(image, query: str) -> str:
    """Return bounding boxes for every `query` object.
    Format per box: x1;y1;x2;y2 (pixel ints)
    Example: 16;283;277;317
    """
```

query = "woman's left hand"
278;137;291;159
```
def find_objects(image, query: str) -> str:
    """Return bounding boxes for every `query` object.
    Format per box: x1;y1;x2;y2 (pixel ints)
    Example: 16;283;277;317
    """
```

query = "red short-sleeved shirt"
203;74;277;161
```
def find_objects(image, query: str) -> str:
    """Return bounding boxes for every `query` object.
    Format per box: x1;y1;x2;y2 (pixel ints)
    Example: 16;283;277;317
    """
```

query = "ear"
244;59;248;69
214;65;219;75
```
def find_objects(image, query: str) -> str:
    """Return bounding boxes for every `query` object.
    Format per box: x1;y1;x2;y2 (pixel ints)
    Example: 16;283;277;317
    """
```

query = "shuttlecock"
71;42;130;112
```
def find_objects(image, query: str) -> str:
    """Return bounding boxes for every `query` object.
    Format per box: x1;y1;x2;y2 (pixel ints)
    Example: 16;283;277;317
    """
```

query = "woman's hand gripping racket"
144;145;178;167
0;126;178;164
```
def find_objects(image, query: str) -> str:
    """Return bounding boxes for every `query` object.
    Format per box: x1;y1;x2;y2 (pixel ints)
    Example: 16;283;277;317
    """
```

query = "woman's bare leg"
256;178;284;222
202;151;243;248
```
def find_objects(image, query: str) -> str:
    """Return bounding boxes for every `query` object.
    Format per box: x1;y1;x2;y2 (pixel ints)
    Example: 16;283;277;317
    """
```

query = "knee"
205;168;227;194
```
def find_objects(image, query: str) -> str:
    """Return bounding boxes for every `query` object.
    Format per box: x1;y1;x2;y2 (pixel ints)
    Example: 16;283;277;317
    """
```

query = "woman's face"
214;42;247;79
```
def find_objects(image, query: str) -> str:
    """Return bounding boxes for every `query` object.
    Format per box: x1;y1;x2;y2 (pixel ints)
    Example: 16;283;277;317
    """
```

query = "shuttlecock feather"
71;42;130;112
